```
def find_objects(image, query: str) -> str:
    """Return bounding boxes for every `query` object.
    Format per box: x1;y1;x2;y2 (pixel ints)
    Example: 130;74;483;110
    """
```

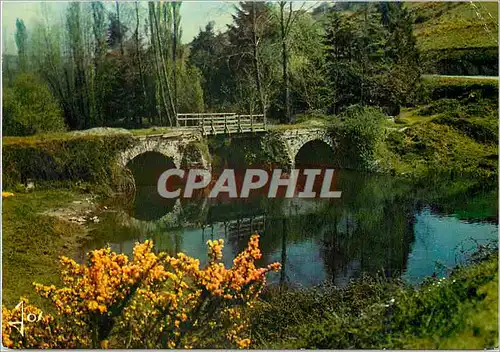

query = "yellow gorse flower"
3;235;280;349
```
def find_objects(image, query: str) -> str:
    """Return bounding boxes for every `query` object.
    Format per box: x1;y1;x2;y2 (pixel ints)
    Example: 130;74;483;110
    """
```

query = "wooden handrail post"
211;115;215;135
250;114;254;132
201;114;205;134
237;114;242;133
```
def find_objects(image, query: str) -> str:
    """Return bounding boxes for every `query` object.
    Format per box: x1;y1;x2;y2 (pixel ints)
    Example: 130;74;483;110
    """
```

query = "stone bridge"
118;126;334;173
271;127;335;168
118;129;210;170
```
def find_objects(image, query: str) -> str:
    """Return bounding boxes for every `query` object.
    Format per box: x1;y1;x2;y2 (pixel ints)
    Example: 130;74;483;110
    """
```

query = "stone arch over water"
294;139;336;168
119;139;184;170
279;128;335;169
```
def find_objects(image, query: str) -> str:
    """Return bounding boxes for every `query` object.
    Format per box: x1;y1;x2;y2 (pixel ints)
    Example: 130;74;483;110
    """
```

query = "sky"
1;1;238;55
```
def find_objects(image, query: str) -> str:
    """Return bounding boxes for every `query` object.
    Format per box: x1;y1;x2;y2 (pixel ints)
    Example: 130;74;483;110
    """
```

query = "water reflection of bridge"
202;215;266;239
83;169;421;289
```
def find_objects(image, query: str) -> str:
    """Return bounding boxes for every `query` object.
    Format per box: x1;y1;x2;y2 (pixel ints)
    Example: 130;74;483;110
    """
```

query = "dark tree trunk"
251;2;266;120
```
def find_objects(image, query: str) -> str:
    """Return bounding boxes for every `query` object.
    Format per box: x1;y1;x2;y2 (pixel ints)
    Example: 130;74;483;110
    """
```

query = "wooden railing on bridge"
227;215;266;238
177;113;266;136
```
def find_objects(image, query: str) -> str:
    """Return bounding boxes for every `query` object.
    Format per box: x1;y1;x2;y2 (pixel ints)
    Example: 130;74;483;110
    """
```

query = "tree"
148;1;177;126
134;1;148;125
108;12;128;52
15;19;28;71
279;2;292;123
91;1;108;127
227;2;278;117
172;2;182;112
3;73;66;136
287;10;328;112
65;2;99;129
189;22;231;110
322;3;421;114
323;11;364;112
378;2;421;108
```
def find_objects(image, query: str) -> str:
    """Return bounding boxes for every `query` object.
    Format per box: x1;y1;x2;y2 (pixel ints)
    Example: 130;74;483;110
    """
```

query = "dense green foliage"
251;244;498;349
323;3;421;114
3;1;428;132
4;2;497;133
328;106;386;170
2;134;134;190
3;2;204;131
313;2;499;76
2;73;66;136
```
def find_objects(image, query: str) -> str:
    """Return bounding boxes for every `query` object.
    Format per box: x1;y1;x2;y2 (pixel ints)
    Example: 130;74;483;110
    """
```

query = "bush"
328;105;386;170
2;236;280;349
2;73;66;136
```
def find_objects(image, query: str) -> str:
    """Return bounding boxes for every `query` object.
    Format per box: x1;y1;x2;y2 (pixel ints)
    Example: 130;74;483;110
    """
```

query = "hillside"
312;1;498;76
407;2;498;51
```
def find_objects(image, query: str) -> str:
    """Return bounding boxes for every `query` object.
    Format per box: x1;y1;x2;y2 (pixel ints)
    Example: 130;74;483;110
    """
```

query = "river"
80;162;498;289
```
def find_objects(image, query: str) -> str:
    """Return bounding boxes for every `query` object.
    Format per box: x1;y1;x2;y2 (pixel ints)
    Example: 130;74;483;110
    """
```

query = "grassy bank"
251;247;498;349
377;78;498;179
408;2;498;51
2;190;91;308
407;2;498;75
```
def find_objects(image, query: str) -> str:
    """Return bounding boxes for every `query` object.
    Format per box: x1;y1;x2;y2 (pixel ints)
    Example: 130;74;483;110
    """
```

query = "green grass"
422;75;499;93
2;132;91;146
408;2;498;51
268;116;332;131
251;251;498;349
2;190;89;309
129;127;171;136
380;121;497;177
396;107;437;125
382;93;498;177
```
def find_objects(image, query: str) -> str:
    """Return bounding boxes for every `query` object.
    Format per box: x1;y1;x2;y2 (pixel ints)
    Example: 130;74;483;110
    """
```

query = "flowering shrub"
2;235;280;349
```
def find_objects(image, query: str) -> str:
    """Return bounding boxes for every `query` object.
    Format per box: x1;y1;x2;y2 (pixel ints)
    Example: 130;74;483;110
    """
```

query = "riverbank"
1;76;497;348
251;246;498;349
3;185;497;349
2;189;101;308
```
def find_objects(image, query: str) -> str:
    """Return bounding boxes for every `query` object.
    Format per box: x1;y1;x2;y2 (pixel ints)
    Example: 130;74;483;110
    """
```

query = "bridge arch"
119;139;183;170
280;128;335;169
294;139;336;168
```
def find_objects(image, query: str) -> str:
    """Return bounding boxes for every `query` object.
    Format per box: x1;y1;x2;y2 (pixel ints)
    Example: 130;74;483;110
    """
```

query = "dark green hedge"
424;46;498;76
2;134;135;189
422;76;499;101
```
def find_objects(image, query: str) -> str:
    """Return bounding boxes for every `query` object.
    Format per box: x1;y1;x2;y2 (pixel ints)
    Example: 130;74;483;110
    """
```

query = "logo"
157;168;342;199
8;301;43;337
